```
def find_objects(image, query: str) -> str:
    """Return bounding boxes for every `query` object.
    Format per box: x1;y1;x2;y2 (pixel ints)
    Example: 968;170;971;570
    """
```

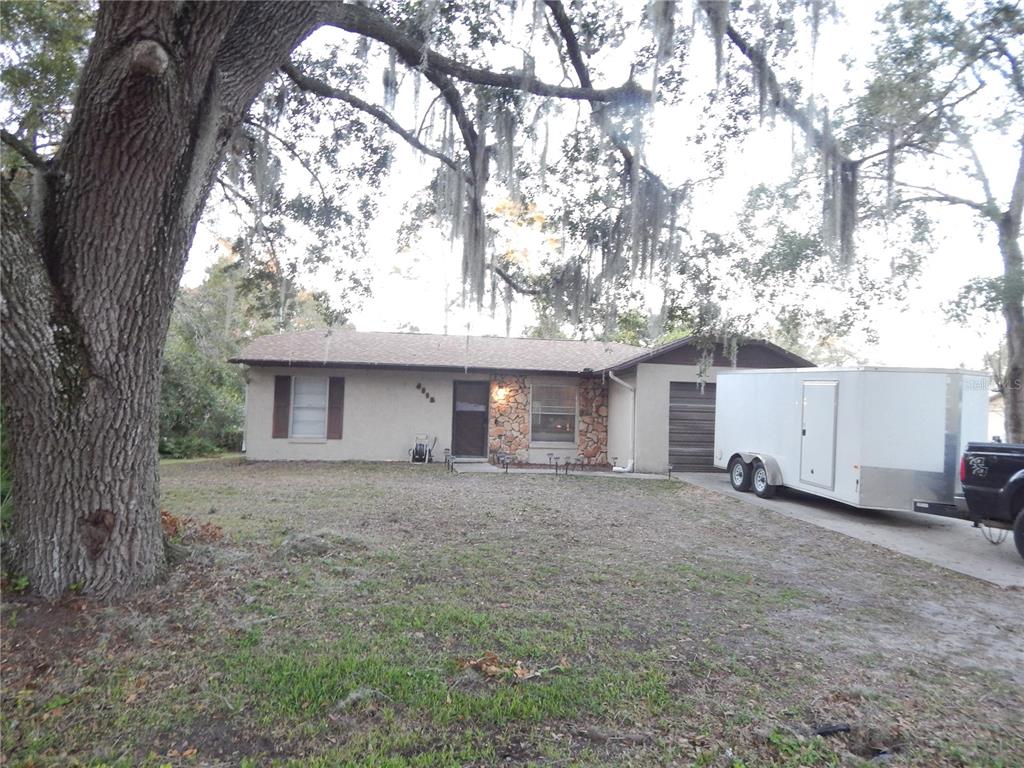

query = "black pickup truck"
959;441;1024;560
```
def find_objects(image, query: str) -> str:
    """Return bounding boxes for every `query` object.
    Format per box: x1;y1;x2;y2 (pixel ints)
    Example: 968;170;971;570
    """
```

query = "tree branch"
985;34;1024;100
216;177;257;211
950;122;997;209
282;62;465;177
348;15;489;303
1;130;47;169
722;22;846;166
0;178;59;401
320;2;648;104
893;193;994;216
242;118;330;203
544;2;593;90
1008;130;1024;235
543;1;670;194
489;262;542;296
856;139;933;163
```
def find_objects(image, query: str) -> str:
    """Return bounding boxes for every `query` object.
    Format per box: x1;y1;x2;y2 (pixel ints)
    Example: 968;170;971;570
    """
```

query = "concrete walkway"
676;472;1024;589
450;461;668;480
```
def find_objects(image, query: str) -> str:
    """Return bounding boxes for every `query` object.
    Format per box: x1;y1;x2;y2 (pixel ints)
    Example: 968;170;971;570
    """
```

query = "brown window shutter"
272;376;291;438
327;377;345;439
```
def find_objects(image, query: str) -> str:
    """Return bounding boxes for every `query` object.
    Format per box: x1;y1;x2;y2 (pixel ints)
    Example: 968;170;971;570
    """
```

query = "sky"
184;0;1009;372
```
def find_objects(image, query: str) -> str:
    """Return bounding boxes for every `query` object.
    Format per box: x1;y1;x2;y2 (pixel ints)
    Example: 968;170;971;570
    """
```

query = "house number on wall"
415;382;435;403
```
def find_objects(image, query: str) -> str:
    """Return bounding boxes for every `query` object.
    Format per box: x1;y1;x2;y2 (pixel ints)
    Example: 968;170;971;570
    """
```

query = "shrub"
159;435;223;459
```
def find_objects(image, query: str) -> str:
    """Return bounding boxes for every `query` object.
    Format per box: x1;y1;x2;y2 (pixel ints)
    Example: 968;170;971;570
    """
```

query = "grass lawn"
2;459;1022;767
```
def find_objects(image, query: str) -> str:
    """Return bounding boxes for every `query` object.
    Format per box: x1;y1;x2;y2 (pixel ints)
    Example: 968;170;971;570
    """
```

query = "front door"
452;381;489;457
800;380;838;489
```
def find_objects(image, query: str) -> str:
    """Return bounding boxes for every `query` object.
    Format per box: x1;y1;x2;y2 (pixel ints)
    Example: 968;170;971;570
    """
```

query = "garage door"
668;382;717;471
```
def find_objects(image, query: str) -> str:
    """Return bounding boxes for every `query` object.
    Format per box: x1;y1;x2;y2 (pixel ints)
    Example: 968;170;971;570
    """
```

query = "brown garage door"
668;382;717;471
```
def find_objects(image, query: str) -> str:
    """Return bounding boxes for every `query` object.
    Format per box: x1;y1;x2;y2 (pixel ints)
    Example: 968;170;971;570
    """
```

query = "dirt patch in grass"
2;459;1022;766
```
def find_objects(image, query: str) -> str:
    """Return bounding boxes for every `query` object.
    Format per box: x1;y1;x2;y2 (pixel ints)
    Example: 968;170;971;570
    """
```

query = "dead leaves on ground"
458;651;571;682
161;510;223;543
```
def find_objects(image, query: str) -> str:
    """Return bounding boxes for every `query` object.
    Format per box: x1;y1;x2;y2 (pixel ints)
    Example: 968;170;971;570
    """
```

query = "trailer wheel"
1013;497;1024;561
728;456;752;491
751;460;777;499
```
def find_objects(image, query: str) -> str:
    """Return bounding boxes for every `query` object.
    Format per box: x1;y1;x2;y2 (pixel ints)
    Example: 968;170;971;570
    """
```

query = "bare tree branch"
985;34;1024;99
1;130;47;169
282;62;465;177
489;262;542;296
895;194;993;213
856;140;935;163
320;2;648;104
216;177;257;211
416;93;445;138
950;122;997;209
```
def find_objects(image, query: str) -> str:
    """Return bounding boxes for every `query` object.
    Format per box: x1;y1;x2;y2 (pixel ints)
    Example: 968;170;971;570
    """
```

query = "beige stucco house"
230;329;811;473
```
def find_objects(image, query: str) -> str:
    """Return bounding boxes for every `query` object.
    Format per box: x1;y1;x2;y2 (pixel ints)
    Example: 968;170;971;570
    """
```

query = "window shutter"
272;376;291;438
327;377;345;439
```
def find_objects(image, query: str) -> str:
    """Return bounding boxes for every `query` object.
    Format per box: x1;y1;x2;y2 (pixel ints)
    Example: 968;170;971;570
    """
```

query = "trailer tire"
728;456;752;492
1013;497;1024;561
751;460;777;499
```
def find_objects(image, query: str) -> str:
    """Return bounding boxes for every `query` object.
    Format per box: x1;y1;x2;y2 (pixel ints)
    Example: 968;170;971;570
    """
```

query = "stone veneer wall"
488;375;609;465
577;378;609;465
488;375;530;461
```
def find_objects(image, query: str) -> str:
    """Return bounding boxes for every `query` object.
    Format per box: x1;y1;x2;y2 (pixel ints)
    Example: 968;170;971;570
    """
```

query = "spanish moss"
702;0;729;85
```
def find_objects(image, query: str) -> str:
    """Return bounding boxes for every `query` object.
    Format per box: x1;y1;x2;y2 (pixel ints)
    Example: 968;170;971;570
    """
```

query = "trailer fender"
737;453;783;486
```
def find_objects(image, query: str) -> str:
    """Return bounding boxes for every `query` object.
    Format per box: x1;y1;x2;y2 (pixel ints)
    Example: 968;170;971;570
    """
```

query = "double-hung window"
291;376;329;438
272;375;344;440
531;383;576;443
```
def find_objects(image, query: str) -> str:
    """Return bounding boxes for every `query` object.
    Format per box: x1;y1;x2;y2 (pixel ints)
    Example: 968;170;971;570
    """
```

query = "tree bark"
998;218;1024;443
1;1;321;598
1000;133;1024;443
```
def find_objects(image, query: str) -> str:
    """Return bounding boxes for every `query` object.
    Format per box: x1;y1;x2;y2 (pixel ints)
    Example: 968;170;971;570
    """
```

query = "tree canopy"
1;0;1021;598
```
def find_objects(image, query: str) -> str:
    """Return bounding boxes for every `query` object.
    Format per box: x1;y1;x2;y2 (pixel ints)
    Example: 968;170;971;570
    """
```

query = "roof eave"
228;359;611;376
601;335;815;372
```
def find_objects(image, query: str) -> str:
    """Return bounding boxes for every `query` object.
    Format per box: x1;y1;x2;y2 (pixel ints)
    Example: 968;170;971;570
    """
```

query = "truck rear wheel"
752;460;777;499
1013;498;1024;561
728;456;752;491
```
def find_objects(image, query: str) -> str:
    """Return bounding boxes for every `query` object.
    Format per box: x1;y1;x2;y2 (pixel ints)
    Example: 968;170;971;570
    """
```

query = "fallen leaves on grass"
161;510;183;538
578;726;653;746
161;510;224;543
457;651;571;682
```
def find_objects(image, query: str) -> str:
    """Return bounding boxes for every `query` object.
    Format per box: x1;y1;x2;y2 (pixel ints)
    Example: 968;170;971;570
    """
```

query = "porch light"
494;386;508;401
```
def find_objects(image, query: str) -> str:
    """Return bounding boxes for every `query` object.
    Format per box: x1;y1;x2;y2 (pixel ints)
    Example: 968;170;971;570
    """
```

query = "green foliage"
947;276;1006;323
158;436;223;461
849;0;1023;359
159;255;326;454
766;308;869;367
606;308;650;345
160;342;243;454
522;301;568;339
0;0;92;148
766;729;841;767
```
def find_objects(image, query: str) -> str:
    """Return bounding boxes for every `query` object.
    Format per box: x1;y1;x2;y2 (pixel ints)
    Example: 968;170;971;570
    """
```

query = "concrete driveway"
677;472;1024;589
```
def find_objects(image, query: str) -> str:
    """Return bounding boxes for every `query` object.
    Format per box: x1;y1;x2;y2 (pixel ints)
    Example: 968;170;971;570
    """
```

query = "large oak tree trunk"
1;1;320;598
999;215;1024;443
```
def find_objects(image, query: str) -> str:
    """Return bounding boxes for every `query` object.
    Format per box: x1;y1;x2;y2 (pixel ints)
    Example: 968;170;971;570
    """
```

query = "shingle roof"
229;329;645;374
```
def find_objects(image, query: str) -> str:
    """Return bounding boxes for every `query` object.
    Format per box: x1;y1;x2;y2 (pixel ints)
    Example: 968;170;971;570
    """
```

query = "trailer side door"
800;381;838;490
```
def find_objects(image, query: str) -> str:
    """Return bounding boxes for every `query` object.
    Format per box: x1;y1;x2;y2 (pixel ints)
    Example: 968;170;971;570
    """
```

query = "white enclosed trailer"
713;367;991;513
